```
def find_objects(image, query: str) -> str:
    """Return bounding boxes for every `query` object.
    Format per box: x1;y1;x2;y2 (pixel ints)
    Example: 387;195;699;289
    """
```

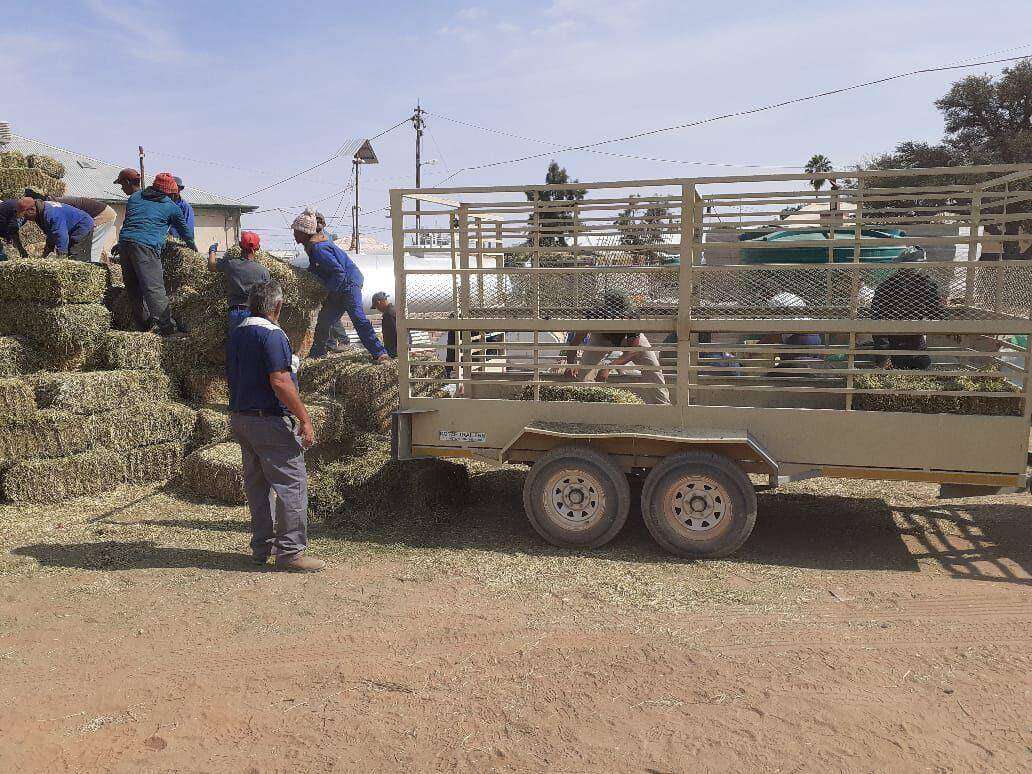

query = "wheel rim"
662;474;731;536
542;467;607;531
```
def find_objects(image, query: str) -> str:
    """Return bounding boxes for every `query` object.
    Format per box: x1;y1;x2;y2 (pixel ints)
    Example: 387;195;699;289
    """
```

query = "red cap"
152;172;179;195
113;167;141;185
240;231;261;252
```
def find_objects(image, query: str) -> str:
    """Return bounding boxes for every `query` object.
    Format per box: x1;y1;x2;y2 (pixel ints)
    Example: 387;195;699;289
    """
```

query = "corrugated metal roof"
2;134;256;212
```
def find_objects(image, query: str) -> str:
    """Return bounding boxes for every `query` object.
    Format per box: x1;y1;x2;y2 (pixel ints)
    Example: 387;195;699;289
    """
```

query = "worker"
0;198;28;260
291;207;388;361
370;291;397;358
113;168;142;196
117;171;197;336
871;268;943;370
227;279;324;573
758;292;823;373
209;230;271;332
169;176;195;234
24;190;117;264
315;210;350;350
16;197;94;261
562;291;671;405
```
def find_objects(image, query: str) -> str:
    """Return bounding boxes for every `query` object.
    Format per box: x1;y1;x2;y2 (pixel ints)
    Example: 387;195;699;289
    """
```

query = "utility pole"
138;145;146;186
411;102;426;240
350;158;360;252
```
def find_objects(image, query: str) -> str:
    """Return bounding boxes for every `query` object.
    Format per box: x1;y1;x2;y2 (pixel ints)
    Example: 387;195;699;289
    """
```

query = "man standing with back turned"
228;280;325;573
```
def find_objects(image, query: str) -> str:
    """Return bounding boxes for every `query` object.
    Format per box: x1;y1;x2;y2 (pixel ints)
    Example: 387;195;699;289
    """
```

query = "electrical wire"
432;53;1032;186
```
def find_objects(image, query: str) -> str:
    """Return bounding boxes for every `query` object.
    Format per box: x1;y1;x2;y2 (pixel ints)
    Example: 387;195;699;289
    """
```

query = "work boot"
251;552;270;567
275;554;325;573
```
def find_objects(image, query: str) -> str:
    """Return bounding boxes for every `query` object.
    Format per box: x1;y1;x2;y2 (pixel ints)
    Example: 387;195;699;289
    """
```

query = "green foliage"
614;195;672;263
524;160;587;248
804;154;833;191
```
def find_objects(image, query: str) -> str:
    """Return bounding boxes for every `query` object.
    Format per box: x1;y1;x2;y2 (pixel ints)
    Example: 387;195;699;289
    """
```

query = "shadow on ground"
11;541;256;573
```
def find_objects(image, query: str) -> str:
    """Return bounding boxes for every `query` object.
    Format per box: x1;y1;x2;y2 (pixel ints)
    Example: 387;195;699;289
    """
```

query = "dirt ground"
0;472;1030;773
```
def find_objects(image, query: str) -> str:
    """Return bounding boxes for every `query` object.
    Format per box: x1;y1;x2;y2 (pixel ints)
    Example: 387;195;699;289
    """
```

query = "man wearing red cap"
117;171;197;336
209;230;271;331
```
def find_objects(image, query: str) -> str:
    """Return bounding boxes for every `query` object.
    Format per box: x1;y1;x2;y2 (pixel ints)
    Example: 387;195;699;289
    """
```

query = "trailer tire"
641;452;756;558
523;445;630;549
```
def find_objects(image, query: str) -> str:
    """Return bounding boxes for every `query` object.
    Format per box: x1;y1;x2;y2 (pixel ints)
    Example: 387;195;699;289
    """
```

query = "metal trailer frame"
389;165;1032;556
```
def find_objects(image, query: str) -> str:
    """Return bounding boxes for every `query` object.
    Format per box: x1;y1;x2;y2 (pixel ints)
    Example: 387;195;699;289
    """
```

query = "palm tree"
804;154;833;191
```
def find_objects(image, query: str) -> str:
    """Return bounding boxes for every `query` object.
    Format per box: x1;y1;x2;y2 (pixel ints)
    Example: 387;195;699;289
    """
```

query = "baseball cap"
370;291;389;309
113;168;141;185
172;176;185;191
240;231;261;251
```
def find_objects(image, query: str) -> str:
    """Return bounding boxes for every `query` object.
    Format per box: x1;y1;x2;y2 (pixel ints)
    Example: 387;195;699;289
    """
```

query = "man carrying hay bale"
291;207;388;362
117;172;197;336
15;197;94;262
227;279;324;573
208;230;270;332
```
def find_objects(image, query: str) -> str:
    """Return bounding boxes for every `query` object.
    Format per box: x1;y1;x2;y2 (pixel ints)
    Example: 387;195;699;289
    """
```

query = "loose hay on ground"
0;259;106;304
515;383;645;404
180;442;246;504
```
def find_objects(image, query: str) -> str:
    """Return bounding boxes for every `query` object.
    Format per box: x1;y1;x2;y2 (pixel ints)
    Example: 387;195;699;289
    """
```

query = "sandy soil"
0;475;1030;773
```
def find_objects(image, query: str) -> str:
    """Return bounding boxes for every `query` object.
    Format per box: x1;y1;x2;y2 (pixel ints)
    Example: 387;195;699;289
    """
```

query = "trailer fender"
501;421;778;474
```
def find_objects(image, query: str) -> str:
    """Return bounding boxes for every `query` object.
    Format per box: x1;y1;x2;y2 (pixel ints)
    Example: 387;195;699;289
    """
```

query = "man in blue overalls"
291;207;388;361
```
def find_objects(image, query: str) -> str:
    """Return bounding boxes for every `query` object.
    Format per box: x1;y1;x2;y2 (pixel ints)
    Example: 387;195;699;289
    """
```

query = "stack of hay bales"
0;258;204;504
853;371;1021;416
515;383;645;404
0;151;68;257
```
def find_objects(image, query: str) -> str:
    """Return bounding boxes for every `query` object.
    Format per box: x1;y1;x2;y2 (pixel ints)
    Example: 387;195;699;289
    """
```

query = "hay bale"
0;335;37;376
0;167;58;200
180;442;246;504
26;154;66;179
86;402;197;452
1;447;124;503
515;383;645;404
104;286;136;331
0;259;107;304
0;377;36;420
0;302;110;369
162;242;210;292
30;370;172;415
181;366;229;405
124;442;184;485
310;434;471;526
0;150;27;168
192;405;232;448
0;410;92;464
853;372;1021;416
103;331;164;370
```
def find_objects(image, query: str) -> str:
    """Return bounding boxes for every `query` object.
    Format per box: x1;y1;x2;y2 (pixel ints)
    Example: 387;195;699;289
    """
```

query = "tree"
614;196;671;263
804;154;833;191
525;161;586;249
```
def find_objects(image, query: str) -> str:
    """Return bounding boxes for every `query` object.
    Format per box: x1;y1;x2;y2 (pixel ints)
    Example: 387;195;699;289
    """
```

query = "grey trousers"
230;413;309;559
577;335;671;405
120;239;174;332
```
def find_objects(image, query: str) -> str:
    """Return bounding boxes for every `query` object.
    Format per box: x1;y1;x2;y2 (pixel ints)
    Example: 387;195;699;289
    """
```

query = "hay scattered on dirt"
309;433;472;528
853;372;1021;416
30;370;172;415
0;259;106;304
515;383;645;404
180;442;246;504
0;377;37;421
1;447;123;503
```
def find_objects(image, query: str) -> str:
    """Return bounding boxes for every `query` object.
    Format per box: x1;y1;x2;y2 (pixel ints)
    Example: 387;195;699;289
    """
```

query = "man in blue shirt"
117;171;197;335
291;207;388;361
170;176;195;234
227;279;324;573
16;197;95;261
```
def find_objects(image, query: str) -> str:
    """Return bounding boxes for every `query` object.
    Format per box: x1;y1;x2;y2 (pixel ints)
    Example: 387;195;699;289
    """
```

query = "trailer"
389;165;1032;557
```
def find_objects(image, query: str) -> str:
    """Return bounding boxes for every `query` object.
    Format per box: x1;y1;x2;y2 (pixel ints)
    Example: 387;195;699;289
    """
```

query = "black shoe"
252;553;270;566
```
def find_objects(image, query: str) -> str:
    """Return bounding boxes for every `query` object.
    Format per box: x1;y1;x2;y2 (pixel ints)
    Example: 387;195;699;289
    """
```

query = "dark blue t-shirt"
227;317;297;414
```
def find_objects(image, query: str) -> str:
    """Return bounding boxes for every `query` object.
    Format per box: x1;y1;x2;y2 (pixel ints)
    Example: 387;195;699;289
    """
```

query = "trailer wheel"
641;452;757;558
523;446;630;549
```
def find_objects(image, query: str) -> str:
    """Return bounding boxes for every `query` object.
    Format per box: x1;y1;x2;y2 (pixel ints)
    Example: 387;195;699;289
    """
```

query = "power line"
433;53;1032;186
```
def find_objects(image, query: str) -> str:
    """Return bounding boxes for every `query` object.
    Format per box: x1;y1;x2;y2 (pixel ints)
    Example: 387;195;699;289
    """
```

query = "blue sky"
3;0;1031;249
